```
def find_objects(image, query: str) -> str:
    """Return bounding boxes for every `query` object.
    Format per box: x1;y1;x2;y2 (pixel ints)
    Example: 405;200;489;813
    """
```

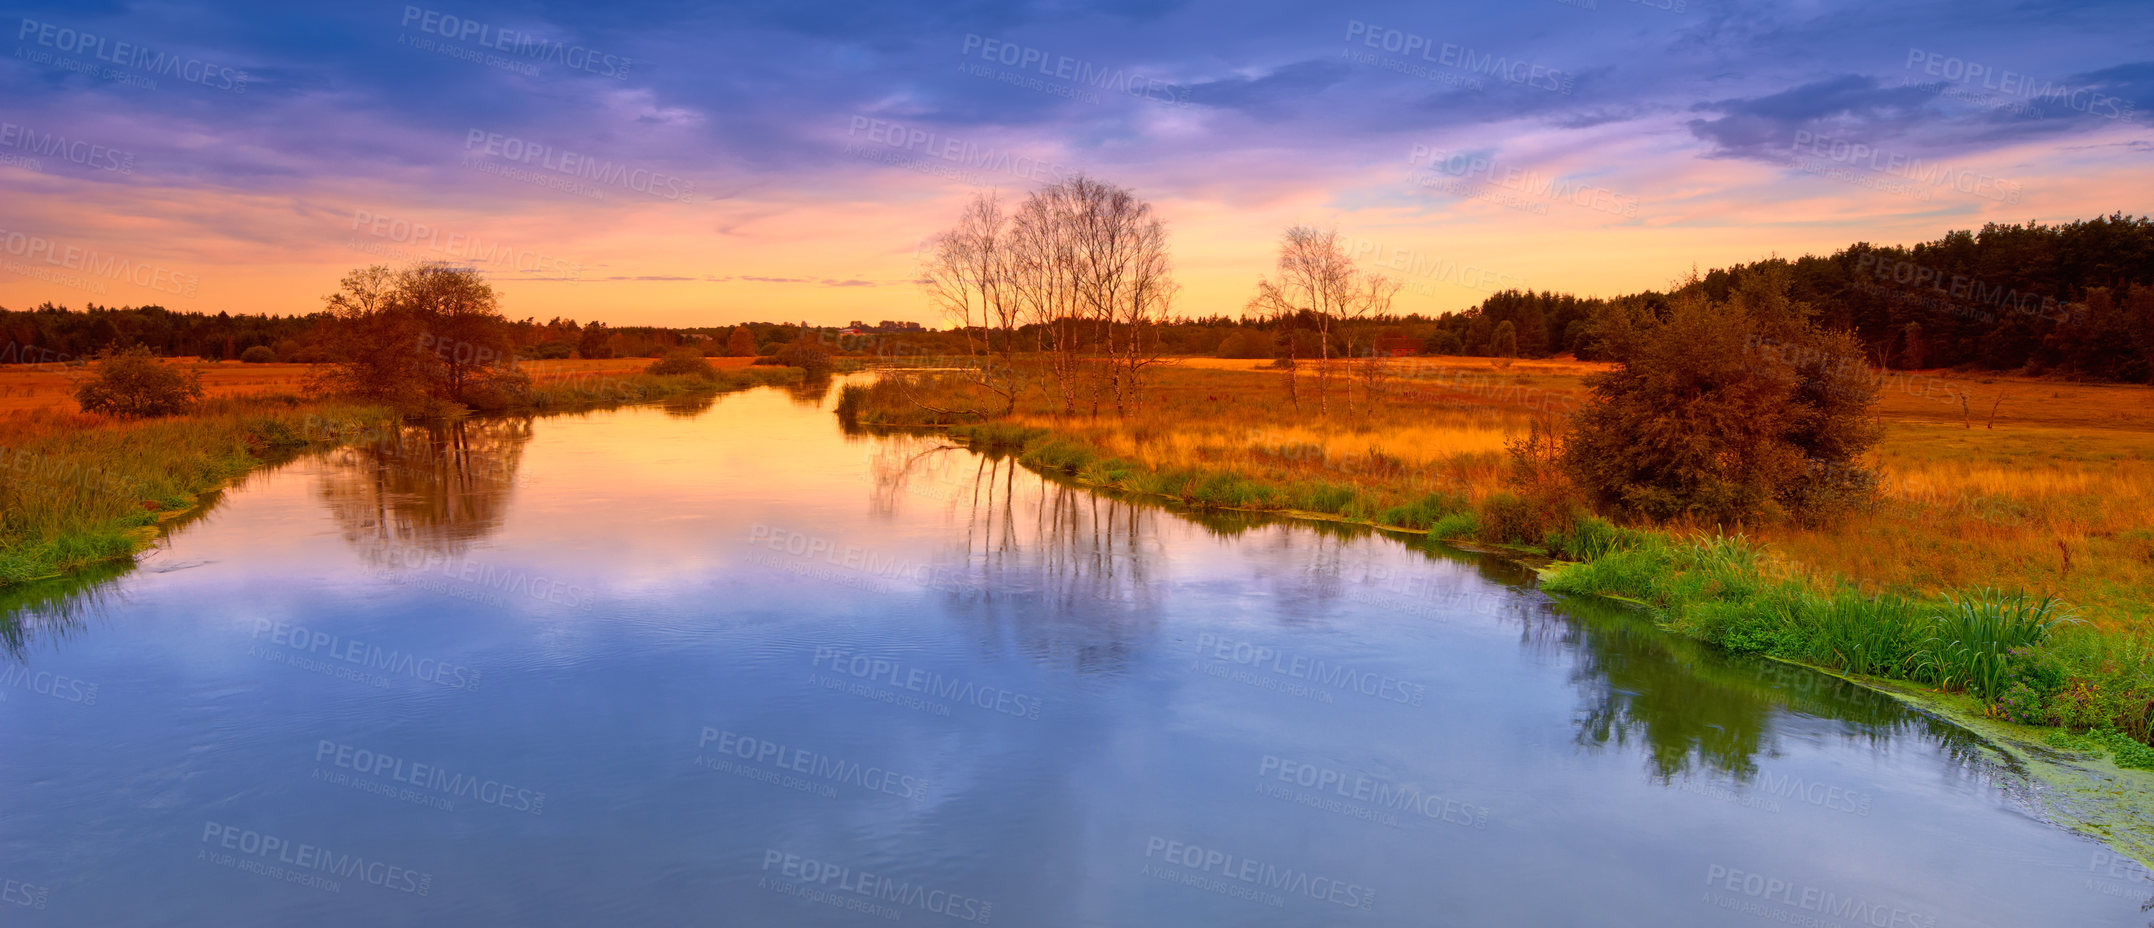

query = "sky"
0;0;2149;327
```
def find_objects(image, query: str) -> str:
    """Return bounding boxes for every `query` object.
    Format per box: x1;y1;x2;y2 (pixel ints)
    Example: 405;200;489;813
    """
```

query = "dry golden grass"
0;357;750;415
956;355;2154;632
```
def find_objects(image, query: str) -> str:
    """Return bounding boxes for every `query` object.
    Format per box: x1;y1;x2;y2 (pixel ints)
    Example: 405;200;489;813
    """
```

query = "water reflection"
3;382;2144;926
313;418;532;567
863;424;1991;790
659;392;718;418
783;375;834;408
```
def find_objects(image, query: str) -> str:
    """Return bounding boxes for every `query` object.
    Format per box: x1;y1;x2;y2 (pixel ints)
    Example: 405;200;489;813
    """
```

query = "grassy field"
0;357;764;414
876;355;2154;634
842;354;2154;755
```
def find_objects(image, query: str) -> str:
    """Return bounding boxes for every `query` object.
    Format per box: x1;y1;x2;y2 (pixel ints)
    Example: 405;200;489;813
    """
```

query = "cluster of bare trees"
922;176;1176;417
1245;226;1402;416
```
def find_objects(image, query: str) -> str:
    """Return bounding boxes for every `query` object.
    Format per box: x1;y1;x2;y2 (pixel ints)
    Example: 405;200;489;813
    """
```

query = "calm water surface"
2;379;2148;926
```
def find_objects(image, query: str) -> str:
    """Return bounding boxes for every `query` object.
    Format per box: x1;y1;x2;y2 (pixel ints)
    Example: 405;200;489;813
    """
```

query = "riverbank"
839;362;2154;856
0;365;804;591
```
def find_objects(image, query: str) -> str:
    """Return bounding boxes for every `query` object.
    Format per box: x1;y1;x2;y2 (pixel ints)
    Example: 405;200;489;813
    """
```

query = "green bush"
646;350;717;379
239;345;277;363
1794;590;1925;677
766;340;834;376
75;346;205;418
1429;510;1478;539
1911;590;2069;699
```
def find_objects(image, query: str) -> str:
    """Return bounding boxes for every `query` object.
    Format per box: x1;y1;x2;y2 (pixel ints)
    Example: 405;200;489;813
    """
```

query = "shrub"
1429;510;1479;539
74;346;205;418
1911;590;2070;699
1545;515;1634;561
1794;590;1925;677
646;350;717;379
1476;492;1543;545
1378;491;1467;531
239;345;277;363
767;340;834;376
1561;270;1882;526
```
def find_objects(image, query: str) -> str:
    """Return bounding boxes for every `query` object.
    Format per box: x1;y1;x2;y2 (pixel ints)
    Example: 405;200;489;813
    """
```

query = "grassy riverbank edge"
917;417;2154;868
0;367;805;592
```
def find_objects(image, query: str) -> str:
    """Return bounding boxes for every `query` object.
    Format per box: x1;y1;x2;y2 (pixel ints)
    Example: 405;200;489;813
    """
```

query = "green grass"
524;367;799;411
0;397;396;588
903;406;2152;747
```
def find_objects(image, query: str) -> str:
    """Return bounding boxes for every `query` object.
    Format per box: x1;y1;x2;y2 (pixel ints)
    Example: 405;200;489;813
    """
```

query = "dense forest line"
4;214;2149;381
1415;214;2154;380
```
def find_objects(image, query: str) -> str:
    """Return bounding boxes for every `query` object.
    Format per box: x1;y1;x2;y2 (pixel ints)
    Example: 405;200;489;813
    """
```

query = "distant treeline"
1411;213;2154;380
0;303;911;365
6;214;2149;380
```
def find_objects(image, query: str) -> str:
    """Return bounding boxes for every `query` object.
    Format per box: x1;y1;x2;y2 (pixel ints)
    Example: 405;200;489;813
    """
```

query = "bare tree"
1245;227;1393;417
998;175;1174;418
920;192;1022;414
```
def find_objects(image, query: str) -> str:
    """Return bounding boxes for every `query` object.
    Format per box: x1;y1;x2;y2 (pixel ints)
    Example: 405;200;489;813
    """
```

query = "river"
0;377;2145;926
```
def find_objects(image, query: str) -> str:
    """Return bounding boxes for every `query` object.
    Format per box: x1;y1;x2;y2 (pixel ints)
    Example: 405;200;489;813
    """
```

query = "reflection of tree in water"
783;376;833;408
1556;595;1780;780
659;392;718;419
1548;592;2009;786
863;436;1171;675
864;428;2026;793
314;418;532;568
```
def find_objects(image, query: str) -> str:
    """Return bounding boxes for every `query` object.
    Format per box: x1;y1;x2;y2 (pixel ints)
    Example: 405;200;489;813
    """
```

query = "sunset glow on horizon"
3;1;2148;327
